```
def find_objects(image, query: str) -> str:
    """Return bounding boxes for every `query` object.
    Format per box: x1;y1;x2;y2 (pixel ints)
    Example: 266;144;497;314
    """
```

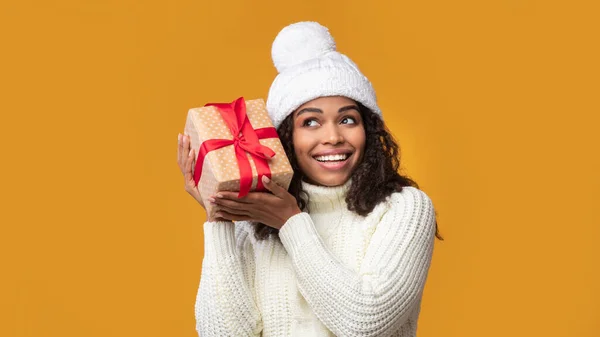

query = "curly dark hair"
252;102;444;241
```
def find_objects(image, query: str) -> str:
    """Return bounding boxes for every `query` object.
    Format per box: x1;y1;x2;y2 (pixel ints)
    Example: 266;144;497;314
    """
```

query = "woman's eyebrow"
296;107;323;116
296;105;359;116
338;105;359;113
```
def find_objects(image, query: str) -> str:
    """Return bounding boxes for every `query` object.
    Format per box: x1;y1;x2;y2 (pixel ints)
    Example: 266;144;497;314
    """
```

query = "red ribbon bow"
193;97;279;197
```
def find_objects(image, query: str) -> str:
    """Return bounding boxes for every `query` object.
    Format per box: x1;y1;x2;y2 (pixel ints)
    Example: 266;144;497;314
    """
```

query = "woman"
177;22;443;337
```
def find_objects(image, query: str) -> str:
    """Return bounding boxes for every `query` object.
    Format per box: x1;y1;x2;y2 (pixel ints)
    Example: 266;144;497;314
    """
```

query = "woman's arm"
278;187;436;337
195;221;262;337
178;134;262;335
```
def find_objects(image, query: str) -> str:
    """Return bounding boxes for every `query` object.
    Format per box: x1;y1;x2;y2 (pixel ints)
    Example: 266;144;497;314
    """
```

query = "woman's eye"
303;119;320;127
341;117;356;125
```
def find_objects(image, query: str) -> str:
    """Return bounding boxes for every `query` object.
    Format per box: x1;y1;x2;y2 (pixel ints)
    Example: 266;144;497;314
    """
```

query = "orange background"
2;0;599;336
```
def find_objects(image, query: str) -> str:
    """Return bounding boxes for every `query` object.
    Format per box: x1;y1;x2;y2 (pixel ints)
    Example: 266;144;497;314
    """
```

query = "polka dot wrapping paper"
184;98;294;219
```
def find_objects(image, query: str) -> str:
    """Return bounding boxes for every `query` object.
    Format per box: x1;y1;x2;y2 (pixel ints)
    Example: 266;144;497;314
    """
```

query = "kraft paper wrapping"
184;98;294;219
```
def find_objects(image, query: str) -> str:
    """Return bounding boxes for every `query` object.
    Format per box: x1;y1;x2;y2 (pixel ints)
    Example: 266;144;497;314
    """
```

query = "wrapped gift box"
184;97;294;219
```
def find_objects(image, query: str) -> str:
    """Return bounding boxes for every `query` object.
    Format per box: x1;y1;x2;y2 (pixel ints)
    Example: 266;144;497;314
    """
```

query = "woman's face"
292;96;366;187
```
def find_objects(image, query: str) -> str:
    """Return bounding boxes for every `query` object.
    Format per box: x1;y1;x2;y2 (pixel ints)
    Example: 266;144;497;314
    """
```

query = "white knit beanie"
266;21;382;129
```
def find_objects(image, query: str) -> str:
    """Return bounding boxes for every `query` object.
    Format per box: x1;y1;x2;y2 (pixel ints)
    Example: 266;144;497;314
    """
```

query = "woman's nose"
322;125;344;145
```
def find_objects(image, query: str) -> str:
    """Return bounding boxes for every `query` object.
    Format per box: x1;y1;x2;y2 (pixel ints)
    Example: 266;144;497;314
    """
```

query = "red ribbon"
193;97;279;197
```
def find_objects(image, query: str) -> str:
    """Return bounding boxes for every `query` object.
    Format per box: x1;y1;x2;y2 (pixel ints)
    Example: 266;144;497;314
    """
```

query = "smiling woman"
249;97;444;241
293;96;365;187
178;21;443;337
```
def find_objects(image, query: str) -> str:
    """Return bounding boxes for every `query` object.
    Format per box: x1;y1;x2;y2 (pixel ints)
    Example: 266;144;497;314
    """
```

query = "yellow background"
2;0;599;336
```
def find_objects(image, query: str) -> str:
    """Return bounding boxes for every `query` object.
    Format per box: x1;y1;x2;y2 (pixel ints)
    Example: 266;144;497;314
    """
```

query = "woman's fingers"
213;204;249;217
178;133;206;208
214;191;239;201
261;176;286;198
180;134;201;201
184;150;202;201
178;133;191;174
181;134;195;183
185;147;195;185
215;210;252;222
211;196;253;210
215;191;261;204
177;133;184;170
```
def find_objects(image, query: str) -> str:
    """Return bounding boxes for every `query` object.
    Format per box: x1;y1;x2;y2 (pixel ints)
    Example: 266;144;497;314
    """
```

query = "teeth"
314;154;349;162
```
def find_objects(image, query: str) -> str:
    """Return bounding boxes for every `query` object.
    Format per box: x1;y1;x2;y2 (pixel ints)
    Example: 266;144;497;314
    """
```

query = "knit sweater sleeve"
194;221;262;337
278;187;436;337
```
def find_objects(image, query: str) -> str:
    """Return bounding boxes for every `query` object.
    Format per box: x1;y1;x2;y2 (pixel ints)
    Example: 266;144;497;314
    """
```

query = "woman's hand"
177;133;203;204
177;133;227;222
208;176;302;229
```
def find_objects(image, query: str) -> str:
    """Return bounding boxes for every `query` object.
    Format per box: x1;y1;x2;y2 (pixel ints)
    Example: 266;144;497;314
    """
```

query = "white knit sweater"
195;179;437;337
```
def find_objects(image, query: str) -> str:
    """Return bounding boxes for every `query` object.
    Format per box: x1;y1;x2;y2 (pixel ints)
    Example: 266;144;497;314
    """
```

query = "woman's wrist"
276;206;302;230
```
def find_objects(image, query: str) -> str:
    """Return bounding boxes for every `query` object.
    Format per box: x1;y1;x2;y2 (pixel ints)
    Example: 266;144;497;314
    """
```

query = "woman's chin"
304;174;351;187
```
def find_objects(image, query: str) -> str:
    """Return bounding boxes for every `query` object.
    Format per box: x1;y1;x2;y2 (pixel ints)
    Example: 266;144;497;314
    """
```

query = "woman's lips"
313;153;352;170
311;150;352;157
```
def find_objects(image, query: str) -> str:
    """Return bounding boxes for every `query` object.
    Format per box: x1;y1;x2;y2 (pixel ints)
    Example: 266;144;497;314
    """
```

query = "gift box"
184;97;294;219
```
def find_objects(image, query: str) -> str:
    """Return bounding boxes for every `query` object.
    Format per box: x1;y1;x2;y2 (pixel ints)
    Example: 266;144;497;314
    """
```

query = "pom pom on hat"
271;22;336;73
266;21;382;129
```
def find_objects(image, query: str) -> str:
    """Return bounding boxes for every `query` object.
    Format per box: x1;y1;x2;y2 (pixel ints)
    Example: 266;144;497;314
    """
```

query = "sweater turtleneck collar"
301;178;352;213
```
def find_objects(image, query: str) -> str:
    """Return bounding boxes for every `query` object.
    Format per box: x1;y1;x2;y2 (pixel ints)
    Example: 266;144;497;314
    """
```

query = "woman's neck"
301;179;352;213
